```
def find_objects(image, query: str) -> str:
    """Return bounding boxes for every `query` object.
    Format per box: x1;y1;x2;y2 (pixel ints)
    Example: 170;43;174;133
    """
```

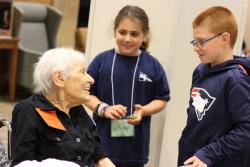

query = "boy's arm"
193;81;250;166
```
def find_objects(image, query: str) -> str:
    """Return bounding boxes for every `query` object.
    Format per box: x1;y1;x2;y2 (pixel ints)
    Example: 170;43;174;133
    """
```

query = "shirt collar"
32;93;83;118
33;93;57;111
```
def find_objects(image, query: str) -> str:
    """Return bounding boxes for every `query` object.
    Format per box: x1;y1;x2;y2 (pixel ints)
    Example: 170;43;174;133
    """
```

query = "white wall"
245;0;250;45
53;0;79;47
86;0;248;166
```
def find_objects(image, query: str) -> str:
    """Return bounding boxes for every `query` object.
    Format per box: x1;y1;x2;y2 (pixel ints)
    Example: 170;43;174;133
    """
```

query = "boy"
178;6;250;167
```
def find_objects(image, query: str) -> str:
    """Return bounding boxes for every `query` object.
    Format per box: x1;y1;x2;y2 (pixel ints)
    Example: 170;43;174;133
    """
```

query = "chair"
11;2;62;91
75;27;87;53
0;118;11;166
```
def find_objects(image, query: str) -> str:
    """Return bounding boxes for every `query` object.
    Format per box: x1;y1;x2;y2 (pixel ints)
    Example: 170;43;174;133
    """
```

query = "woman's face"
115;18;145;56
63;61;94;105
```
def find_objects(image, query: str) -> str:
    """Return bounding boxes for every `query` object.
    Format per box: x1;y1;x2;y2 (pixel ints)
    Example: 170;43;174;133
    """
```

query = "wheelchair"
0;118;12;167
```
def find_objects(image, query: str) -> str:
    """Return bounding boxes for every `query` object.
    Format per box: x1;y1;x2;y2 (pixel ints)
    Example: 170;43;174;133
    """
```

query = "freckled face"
192;27;225;66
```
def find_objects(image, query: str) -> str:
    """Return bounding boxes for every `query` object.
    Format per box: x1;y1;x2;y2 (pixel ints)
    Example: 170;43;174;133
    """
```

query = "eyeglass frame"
190;33;223;48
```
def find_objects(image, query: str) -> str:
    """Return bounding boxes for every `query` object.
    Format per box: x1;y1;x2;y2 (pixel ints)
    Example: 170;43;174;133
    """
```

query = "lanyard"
111;51;140;115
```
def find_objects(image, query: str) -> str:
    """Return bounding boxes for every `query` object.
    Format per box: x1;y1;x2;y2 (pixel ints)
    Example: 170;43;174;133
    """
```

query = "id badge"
111;119;135;137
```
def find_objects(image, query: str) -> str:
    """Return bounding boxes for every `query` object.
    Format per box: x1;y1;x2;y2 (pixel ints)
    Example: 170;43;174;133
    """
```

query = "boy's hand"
95;157;116;167
184;156;207;167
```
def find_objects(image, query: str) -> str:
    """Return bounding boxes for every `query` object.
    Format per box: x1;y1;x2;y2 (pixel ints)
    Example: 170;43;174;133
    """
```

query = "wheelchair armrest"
0;119;11;132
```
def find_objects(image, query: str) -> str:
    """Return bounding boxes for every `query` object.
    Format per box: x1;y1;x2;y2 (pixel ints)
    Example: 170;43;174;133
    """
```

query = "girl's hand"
127;104;143;125
184;156;207;167
103;105;127;119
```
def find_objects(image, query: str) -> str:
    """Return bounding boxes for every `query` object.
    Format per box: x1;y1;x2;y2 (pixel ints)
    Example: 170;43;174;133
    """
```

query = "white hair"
33;47;85;94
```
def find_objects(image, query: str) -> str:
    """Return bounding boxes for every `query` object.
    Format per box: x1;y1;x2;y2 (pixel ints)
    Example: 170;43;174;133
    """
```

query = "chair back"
12;2;62;53
10;2;62;91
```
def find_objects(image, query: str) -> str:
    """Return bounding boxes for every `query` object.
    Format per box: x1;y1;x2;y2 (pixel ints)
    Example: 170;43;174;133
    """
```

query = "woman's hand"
184;156;207;167
95;158;116;167
103;105;127;119
127;104;143;125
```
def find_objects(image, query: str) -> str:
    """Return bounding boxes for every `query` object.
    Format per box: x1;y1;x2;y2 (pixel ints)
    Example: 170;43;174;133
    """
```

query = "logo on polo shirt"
191;87;216;121
139;72;152;82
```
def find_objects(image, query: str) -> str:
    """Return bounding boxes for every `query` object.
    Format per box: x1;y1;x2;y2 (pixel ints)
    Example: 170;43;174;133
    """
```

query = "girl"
86;5;170;167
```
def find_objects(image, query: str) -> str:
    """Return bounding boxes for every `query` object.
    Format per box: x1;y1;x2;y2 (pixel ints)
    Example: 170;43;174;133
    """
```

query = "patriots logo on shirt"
139;72;152;82
191;87;216;121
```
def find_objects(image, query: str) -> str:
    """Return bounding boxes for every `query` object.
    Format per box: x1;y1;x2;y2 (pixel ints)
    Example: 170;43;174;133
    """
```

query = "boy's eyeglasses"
190;33;223;48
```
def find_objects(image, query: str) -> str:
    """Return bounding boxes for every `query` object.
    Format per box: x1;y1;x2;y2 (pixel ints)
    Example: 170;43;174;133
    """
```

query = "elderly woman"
10;48;115;167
